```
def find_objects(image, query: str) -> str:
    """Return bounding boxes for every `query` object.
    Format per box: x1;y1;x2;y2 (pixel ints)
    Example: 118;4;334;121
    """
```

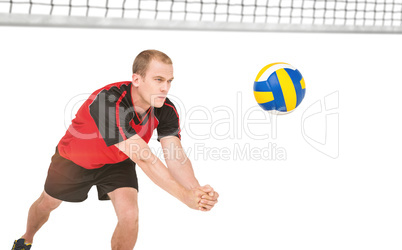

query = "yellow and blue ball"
253;62;306;113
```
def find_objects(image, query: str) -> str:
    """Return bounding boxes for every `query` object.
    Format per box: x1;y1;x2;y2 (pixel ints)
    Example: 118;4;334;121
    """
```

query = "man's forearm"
160;137;200;189
166;159;200;189
136;155;189;202
115;135;189;202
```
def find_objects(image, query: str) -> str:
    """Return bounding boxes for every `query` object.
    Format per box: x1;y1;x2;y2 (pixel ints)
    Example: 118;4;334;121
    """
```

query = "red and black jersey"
57;81;181;169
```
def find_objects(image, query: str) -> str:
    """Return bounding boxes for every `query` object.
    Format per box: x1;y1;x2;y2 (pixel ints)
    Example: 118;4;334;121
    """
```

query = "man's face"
135;60;174;108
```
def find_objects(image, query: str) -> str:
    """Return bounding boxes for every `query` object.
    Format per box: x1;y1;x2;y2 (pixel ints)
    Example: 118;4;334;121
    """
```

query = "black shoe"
12;239;32;250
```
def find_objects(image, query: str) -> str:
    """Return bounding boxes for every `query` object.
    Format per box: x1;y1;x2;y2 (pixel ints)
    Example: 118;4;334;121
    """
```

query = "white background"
1;26;401;250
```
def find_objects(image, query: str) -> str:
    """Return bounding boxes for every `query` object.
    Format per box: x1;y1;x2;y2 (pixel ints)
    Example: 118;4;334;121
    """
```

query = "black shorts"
44;148;138;202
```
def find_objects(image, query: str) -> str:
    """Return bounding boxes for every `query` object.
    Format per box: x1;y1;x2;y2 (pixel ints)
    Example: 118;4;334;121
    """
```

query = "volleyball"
253;62;306;114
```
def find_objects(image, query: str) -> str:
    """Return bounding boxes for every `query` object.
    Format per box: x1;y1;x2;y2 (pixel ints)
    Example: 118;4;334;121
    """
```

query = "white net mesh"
1;0;401;32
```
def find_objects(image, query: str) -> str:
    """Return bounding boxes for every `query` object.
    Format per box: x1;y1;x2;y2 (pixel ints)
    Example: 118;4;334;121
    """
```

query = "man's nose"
161;81;170;92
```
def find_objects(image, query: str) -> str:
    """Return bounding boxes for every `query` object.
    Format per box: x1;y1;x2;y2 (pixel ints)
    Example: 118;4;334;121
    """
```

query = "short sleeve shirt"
57;81;181;169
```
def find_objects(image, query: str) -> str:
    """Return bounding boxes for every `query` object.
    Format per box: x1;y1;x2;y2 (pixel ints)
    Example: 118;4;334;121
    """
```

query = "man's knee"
118;207;139;226
37;191;62;212
109;187;139;224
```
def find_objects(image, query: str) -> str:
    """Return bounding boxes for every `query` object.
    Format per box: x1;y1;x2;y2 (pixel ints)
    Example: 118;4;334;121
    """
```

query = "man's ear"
132;73;141;87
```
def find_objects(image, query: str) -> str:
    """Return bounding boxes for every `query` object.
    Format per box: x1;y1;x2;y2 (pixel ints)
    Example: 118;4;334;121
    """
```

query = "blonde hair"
132;50;172;77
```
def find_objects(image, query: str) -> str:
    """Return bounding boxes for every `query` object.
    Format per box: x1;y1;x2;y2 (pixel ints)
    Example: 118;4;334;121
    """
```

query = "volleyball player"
12;50;219;250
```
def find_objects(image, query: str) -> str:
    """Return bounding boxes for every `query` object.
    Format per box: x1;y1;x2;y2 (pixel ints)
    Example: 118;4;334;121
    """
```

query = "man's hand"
182;188;208;210
197;185;219;212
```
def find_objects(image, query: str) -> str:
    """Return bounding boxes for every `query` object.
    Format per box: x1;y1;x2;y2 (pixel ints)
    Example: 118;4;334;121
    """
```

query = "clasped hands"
184;185;219;212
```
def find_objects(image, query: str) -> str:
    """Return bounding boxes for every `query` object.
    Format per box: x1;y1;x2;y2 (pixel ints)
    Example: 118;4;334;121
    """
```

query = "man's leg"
21;191;62;243
108;187;139;250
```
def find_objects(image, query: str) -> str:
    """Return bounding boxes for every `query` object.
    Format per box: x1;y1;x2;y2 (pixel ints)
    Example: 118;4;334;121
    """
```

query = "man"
12;50;219;250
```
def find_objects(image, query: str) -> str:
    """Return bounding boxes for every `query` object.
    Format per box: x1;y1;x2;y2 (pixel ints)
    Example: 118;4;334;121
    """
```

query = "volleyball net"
0;0;401;33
